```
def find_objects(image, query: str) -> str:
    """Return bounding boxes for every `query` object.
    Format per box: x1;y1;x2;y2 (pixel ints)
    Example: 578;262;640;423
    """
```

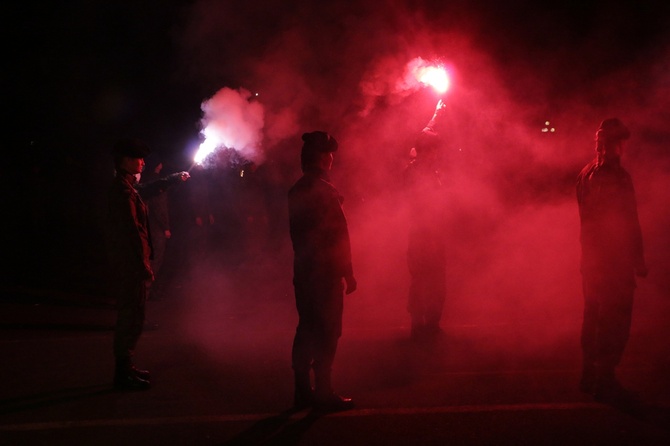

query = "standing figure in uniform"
404;100;449;340
106;139;155;390
576;118;647;405
288;131;357;412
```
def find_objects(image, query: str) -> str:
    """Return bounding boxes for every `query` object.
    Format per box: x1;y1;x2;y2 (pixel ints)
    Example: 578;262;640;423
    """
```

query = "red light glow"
416;65;450;94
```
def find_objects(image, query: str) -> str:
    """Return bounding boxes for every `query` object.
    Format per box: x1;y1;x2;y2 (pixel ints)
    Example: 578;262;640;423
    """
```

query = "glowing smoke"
401;57;450;95
173;0;670;388
358;56;453;117
194;87;265;166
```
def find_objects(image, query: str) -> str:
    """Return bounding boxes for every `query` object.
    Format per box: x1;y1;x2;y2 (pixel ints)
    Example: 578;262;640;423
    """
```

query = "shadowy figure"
186;164;216;267
106;138;188;391
234;161;270;264
288;131;357;412
576;118;648;410
137;156;190;300
404;99;449;341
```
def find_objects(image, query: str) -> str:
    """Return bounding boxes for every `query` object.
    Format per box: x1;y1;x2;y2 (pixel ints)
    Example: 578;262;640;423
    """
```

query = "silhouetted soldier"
288;131;357;412
404;100;449;340
576;118;647;406
106;139;154;390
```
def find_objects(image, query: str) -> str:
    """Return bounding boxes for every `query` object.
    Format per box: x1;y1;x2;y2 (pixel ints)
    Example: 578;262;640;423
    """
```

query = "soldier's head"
300;131;338;172
595;118;629;162
113;138;151;175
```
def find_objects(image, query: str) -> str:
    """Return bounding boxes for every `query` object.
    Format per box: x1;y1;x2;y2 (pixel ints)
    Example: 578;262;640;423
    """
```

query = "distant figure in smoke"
288;131;357;412
138;157;190;300
576;118;647;406
106;139;155;391
235;161;270;262
404;99;449;340
187;164;216;264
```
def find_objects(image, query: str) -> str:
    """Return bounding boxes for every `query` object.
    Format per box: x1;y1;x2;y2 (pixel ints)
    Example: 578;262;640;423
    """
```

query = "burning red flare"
401;58;451;96
416;65;450;94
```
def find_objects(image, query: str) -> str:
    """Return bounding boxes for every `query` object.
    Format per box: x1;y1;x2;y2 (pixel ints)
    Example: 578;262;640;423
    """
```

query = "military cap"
113;138;151;158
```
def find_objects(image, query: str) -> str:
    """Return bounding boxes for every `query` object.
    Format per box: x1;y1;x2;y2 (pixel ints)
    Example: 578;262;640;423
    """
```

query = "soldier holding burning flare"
404;99;449;340
106;139;189;390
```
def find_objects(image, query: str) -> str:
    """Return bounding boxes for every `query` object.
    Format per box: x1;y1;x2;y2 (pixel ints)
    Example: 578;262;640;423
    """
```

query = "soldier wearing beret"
106;139;158;390
107;139;189;390
288;131;357;412
576;118;647;406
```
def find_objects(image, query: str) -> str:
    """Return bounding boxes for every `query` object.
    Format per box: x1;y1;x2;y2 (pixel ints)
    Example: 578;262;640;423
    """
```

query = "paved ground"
1;275;669;445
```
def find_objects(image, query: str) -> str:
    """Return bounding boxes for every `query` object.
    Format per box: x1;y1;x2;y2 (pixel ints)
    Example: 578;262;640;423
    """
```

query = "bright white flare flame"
192;87;265;166
416;65;450;94
193;133;219;165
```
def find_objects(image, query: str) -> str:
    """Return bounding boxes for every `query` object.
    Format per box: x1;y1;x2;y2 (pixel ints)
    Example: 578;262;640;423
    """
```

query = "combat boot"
313;369;354;412
593;367;635;408
579;361;597;395
131;365;151;381
114;359;150;391
313;392;354;412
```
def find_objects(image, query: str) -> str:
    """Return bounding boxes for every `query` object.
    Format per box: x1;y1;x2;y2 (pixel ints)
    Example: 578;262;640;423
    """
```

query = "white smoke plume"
196;87;265;166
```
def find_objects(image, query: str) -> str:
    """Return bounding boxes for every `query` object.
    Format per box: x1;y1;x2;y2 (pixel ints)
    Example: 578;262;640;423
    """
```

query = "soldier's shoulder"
576;160;599;183
289;175;308;192
110;177;135;197
578;159;597;175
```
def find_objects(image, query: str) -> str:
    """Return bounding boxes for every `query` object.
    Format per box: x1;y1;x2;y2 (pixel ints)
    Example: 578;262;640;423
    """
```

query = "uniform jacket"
288;169;353;281
576;157;645;281
107;170;153;280
403;159;448;268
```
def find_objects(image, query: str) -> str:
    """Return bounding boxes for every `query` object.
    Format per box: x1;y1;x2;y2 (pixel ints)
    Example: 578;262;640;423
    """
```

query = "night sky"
6;1;669;151
3;0;670;301
6;1;670;156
